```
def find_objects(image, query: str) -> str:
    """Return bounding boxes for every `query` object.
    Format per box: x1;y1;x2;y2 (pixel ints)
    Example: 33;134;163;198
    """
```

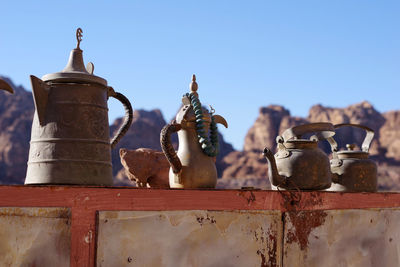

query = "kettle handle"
281;122;335;142
160;123;182;174
333;123;374;153
108;87;133;149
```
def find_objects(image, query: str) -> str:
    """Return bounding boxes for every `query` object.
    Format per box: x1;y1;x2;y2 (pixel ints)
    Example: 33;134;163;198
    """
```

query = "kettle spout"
212;114;228;128
30;75;49;126
263;147;286;187
0;79;14;94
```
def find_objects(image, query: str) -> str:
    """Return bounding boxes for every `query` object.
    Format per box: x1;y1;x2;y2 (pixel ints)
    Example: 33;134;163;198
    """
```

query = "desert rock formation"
221;101;400;191
0;77;34;184
0;76;399;191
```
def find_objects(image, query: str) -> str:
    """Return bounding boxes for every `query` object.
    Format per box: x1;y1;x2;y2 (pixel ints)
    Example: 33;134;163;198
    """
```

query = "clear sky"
1;1;399;150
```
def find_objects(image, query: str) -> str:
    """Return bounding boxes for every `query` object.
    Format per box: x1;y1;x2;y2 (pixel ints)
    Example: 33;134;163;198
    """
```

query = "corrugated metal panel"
0;207;71;266
97;210;282;267
283;209;400;267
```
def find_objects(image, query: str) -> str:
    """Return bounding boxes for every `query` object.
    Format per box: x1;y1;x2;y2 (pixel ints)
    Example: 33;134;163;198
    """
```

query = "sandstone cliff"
0;77;234;185
221;101;400;191
0;76;399;191
0;77;34;184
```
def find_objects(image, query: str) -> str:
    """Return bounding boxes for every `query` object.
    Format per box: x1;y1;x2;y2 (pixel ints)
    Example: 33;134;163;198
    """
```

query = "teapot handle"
281;122;335;142
160;123;182;175
333;123;374;152
108;87;133;149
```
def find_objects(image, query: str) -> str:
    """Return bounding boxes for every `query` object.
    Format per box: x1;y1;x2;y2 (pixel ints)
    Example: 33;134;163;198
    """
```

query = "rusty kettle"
25;28;133;185
263;123;337;190
160;75;228;188
327;124;377;192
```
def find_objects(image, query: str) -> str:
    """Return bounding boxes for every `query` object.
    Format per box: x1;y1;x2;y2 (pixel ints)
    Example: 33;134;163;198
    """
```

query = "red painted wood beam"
1;185;400;267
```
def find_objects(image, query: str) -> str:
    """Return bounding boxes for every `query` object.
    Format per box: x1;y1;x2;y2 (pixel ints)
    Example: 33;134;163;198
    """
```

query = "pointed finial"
190;74;198;93
76;28;83;49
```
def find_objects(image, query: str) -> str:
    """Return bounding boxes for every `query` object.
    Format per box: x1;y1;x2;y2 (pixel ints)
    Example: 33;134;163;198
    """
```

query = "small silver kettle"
327;124;377;192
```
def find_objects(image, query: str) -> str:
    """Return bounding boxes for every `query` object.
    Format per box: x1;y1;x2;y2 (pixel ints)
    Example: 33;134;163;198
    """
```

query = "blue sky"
1;1;399;150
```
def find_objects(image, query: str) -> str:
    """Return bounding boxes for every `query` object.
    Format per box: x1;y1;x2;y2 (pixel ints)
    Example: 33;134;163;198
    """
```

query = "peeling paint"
0;207;71;266
238;190;256;205
97;210;282;266
283;209;400;267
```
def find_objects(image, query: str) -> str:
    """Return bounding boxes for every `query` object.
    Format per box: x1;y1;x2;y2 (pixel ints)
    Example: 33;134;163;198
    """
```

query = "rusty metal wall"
283;208;400;267
0;207;71;266
96;210;282;267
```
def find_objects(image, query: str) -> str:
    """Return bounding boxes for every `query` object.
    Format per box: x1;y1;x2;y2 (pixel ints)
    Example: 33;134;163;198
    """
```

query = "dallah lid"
176;75;211;124
42;28;107;86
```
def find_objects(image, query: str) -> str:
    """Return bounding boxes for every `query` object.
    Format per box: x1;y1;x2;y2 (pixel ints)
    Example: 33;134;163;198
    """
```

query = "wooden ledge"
0;185;399;212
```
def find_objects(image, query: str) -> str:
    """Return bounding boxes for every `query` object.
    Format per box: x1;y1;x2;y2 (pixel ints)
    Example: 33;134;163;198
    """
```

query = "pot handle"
108;87;134;149
281;122;335;142
160;123;182;176
333;123;374;152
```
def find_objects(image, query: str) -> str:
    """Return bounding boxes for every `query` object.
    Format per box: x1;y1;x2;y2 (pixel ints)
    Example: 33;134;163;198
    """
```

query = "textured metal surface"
0;207;71;266
26;28;133;186
328;124;377;192
26;81;114;185
283;209;400;267
162;75;227;189
97;210;282;267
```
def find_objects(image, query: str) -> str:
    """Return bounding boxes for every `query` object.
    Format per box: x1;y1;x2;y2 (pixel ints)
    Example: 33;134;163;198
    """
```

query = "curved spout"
30;75;49;126
212;114;228;128
263;147;286;187
0;79;14;94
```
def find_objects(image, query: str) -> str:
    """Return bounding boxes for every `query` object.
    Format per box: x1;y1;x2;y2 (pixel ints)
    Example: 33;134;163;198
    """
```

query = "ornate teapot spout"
263;147;286;186
30;75;49;126
0;79;14;94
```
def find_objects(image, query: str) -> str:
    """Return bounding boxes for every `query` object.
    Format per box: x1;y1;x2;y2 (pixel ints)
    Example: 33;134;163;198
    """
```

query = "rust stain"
253;225;278;267
264;228;278;267
196;213;216;226
0;207;70;219
238;191;256;206
257;249;267;267
286;210;327;250
302;192;323;208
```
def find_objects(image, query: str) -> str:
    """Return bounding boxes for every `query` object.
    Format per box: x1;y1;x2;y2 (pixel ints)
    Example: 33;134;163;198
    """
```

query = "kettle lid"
41;28;107;86
337;144;369;159
176;75;211;124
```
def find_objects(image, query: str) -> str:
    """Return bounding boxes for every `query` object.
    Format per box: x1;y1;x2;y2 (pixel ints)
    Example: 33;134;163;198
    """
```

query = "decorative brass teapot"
160;75;228;188
25;28;133;185
0;79;14;94
327;124;377;192
263;123;337;190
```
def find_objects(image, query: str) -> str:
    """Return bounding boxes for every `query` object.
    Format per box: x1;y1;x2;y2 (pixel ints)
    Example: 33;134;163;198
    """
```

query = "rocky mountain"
0;76;399;191
221;101;400;191
0;76;234;185
0;77;34;184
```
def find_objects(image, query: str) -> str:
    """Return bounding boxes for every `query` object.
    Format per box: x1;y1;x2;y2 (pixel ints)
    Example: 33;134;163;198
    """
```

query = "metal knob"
346;144;356;151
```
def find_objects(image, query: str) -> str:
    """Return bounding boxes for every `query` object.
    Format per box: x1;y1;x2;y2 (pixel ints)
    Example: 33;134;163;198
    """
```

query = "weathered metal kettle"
263;123;337;190
25;28;133;185
160;75;228;188
327;124;377;192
